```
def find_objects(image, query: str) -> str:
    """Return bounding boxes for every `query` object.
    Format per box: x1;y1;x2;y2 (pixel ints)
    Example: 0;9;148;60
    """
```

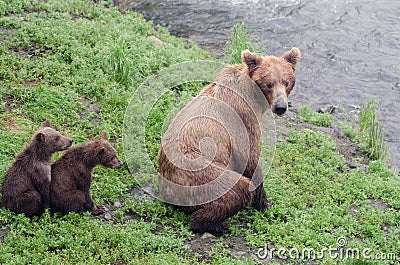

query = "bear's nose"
273;101;287;116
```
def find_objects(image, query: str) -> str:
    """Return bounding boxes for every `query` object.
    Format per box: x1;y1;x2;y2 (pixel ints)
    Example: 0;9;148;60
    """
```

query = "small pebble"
104;213;112;220
124;215;133;222
201;232;215;239
235;251;246;257
114;201;121;208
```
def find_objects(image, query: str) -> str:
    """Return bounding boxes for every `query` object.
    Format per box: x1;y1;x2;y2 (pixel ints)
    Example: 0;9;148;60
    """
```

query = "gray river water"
124;0;400;169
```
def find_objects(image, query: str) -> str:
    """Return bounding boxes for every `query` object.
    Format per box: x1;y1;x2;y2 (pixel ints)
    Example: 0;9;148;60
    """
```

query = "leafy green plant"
298;105;334;127
338;120;357;139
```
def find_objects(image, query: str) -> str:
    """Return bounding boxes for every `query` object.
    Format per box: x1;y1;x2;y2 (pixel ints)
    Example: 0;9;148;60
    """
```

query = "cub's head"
94;131;123;169
241;48;301;116
35;119;73;153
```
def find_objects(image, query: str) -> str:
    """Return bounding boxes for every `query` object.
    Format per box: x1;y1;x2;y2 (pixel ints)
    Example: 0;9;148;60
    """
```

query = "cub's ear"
97;146;105;155
99;131;107;140
36;132;46;143
283;47;301;70
241;50;262;74
41;119;51;128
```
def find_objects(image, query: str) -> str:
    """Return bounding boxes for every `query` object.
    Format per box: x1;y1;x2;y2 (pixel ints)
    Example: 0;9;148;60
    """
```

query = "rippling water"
124;0;400;169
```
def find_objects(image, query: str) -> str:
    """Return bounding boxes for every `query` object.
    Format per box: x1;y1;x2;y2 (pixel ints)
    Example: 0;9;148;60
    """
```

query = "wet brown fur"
1;119;73;217
157;48;300;235
50;131;123;215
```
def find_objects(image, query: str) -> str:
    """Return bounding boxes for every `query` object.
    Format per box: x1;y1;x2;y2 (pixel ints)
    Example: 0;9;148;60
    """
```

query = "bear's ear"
99;131;107;140
283;47;301;70
241;50;262;74
41;119;51;128
97;146;105;155
36;132;46;143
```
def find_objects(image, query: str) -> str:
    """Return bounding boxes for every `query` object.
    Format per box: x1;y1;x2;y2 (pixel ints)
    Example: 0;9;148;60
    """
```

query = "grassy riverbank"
0;1;399;264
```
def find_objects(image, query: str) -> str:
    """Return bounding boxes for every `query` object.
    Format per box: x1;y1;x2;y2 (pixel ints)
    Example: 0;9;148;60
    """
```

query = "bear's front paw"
208;223;231;236
91;205;107;215
253;199;272;211
43;202;51;209
252;185;271;211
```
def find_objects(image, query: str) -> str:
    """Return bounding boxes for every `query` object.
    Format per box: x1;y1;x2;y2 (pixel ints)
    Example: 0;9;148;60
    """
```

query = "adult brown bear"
158;48;300;235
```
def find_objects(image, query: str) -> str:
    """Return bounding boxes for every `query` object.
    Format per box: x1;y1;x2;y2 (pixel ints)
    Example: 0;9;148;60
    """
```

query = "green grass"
338;120;357;139
338;99;388;161
224;22;258;64
0;211;191;265
246;130;399;262
298;105;334;127
357;99;388;161
0;1;399;264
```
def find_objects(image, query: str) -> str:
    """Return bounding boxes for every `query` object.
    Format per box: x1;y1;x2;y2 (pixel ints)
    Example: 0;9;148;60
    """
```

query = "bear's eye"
266;82;274;89
283;81;289;87
55;136;60;141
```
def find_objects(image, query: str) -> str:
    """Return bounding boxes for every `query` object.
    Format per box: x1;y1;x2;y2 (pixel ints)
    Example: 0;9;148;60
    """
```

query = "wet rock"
114;201;122;208
147;36;164;46
317;104;338;114
201;232;215;239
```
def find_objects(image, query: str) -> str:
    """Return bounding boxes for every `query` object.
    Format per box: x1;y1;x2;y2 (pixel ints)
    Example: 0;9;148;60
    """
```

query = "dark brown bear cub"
158;48;300;235
1;119;73;217
50;131;123;215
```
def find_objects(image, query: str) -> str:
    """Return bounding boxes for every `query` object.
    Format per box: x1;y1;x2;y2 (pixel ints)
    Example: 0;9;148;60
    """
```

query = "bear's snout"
114;160;123;169
109;158;123;169
272;99;288;116
64;138;74;149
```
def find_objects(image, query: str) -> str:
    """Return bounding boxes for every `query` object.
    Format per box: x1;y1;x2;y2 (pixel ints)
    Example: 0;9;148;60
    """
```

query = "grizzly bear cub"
158;48;301;235
1;119;73;217
50;131;123;215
